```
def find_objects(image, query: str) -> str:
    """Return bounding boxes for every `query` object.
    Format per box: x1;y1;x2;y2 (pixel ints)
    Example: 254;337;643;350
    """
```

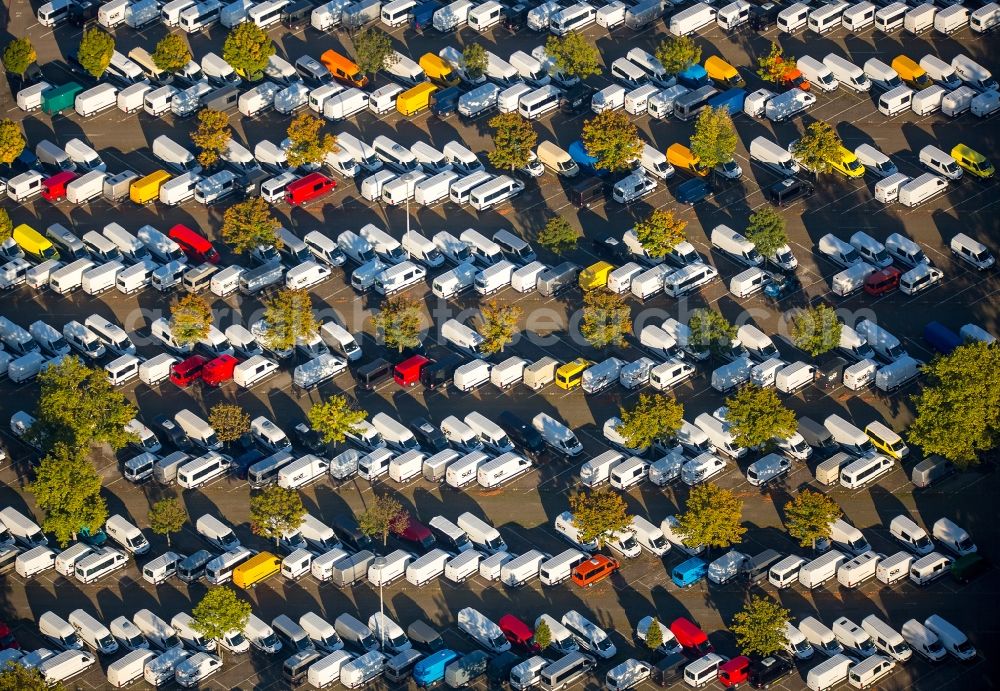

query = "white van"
923;615;975;661
932;517;976;556
824;53;870;91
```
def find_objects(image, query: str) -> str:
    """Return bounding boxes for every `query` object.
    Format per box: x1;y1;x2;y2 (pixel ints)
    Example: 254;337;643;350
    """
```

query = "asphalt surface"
1;0;999;688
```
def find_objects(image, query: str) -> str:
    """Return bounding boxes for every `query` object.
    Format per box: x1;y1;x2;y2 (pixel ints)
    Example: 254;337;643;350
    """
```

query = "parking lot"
1;0;999;687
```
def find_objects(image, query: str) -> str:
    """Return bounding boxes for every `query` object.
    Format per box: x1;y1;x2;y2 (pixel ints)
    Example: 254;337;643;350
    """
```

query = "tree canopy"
285;112;338;168
618;393;684;449
148;497;187;547
487;112;537;171
261;288;318;351
353;27;397;76
688;308;736;356
308;395;367;444
249;486;306;545
0;209;12;243
477;300;522;355
463;43;487;80
756;42;791;83
655;35;701;76
537;216;579;254
169;293;213;346
676;483;746;550
569;487;632;547
790;304;842;356
582;110;642;173
191;108;232;169
28;443;107;547
191;587;252;661
358;494;409;545
0;119;26;166
2;37;36;77
221;197;282;254
724;384;798;449
209;404;251;443
223;23;274;80
783;489;842;548
152;34;191;74
690;106;738;171
581;289;632;349
792;121;842;175
730;596;790;657
0;663;58;691
545;32;602;79
371;295;423;352
634;209;687;258
77;27;115;78
744;207;788;259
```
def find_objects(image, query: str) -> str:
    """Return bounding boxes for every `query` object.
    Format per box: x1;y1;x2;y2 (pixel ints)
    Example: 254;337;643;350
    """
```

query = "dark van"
419;353;464;389
767;177;814;207
560;83;596;113
569;176;606;209
356;358;393;390
498;411;545;457
431;86;462;117
333;514;376;553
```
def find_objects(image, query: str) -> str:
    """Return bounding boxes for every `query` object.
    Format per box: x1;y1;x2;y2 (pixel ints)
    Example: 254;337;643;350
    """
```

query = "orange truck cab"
775;57;810;91
321;49;368;88
571;555;620;587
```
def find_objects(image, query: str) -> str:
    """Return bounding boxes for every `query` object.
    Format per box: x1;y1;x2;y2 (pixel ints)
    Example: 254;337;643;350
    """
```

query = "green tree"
744;207;788;260
784;489;842;549
544;32;601;79
477;300;522;355
308;395;367;444
724;384;798;449
534;620;551;651
908;341;1000;467
169;294;212;346
690;106;738;171
634;208;687;258
730;596;790;657
790;304;842;357
260;288;318;352
0;663;57;691
2;37;36;77
208;404;251;444
688;308;736;356
618;393;684;450
77;27;115;78
537;216;579;254
487;112;537;171
28;443;107;547
249;486;306;546
148;497;187;547
352;27;396;77
191;587;252;662
582;110;642;173
222;22;274;81
0;119;26;166
371;295;423;352
568;487;632;548
463;43;487;80
756;42;790;83
645;619;663;653
792;120;842;175
285;112;337;169
191;108;232;169
580;289;632;349
676;483;746;552
221;197;282;255
0;209;12;243
152;34;191;74
33;357;137;452
357;494;410;545
654;35;701;76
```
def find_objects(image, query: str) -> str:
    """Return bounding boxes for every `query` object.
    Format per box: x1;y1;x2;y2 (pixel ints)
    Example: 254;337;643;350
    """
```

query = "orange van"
321;49;368;88
571;555;620;587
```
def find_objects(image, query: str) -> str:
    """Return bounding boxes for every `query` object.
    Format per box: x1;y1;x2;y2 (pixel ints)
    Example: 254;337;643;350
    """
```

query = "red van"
864;267;901;296
41;171;78;201
669;618;714;658
393;355;430;387
0;621;19;650
571;555;620;587
286;172;336;206
393;516;436;551
170;355;207;387
201;354;239;387
499;615;540;654
169;224;221;264
718;656;749;687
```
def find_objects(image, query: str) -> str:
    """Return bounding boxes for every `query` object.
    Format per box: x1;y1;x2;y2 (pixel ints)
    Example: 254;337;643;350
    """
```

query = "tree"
581;289;632;349
908;341;1000;467
676;483;746;552
792;120;842;176
544;32;601;79
169;294;212;346
222;22;274;81
249;486;306;546
2;37;36;77
618;393;684;450
221;197;282;255
358;494;409;546
308;395;367;444
463;43;487;81
582;110;642;173
724;384;798;449
634;208;687;258
152;34;191;74
353;27;396;77
730;596;790;657
190;587;251;662
0;209;12;243
260;288;318;351
148;497;187;547
756;42;790;83
654;35;701;76
690;106;738;171
783;489;842;549
645;619;663;653
487;112;537;171
191;108;232;169
285;112;337;169
790;304;842;356
537;216;579;254
534;620;551;651
33;357;137;453
28;443;107;547
0;664;57;691
744;207;788;260
77;27;114;78
371;295;422;352
688;308;736;356
569;487;632;548
477;300;522;355
209;404;251;444
0;119;26;166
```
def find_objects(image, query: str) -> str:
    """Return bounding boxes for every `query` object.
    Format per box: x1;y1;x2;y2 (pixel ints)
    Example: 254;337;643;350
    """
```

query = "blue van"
414;649;460;687
671;557;707;587
431;87;462;117
707;88;746;114
412;0;440;30
677;64;709;89
923;322;961;354
568;140;612;178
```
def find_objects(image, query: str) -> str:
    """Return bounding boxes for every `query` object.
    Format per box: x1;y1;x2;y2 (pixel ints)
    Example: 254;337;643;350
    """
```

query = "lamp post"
373;556;387;649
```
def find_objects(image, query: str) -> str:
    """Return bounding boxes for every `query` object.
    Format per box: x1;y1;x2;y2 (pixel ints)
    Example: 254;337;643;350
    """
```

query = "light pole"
373;556;387;649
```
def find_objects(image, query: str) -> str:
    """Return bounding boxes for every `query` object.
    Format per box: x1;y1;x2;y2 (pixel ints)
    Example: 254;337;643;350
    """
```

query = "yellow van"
232;552;281;589
666;143;708;177
828;146;866;178
555;358;593;390
420;53;459;88
865;421;909;460
396;82;438;116
704;55;745;88
12;224;59;261
129;170;171;205
891;55;932;90
951;144;995;179
579;262;614;290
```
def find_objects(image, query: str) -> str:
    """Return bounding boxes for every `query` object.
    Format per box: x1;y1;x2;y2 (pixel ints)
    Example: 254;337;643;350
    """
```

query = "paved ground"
1;0;998;688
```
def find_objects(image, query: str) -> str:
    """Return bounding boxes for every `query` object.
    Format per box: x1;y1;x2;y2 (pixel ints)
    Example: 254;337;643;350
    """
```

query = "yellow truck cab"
865;421;909;460
704;55;745;88
829;146;866;178
420;53;459;88
12;224;59;261
579;262;614;290
129;170;171;205
397;82;438;116
556;358;593;390
951;144;995;179
891;55;932;90
667;143;709;177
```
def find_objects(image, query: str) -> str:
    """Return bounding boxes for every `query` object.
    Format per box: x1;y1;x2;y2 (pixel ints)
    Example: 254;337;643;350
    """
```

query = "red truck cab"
169;224;221;264
670;617;714;658
499;615;541;654
170;355;207;387
201;354;239;387
41;171;78;201
394;355;430;386
286;172;336;206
